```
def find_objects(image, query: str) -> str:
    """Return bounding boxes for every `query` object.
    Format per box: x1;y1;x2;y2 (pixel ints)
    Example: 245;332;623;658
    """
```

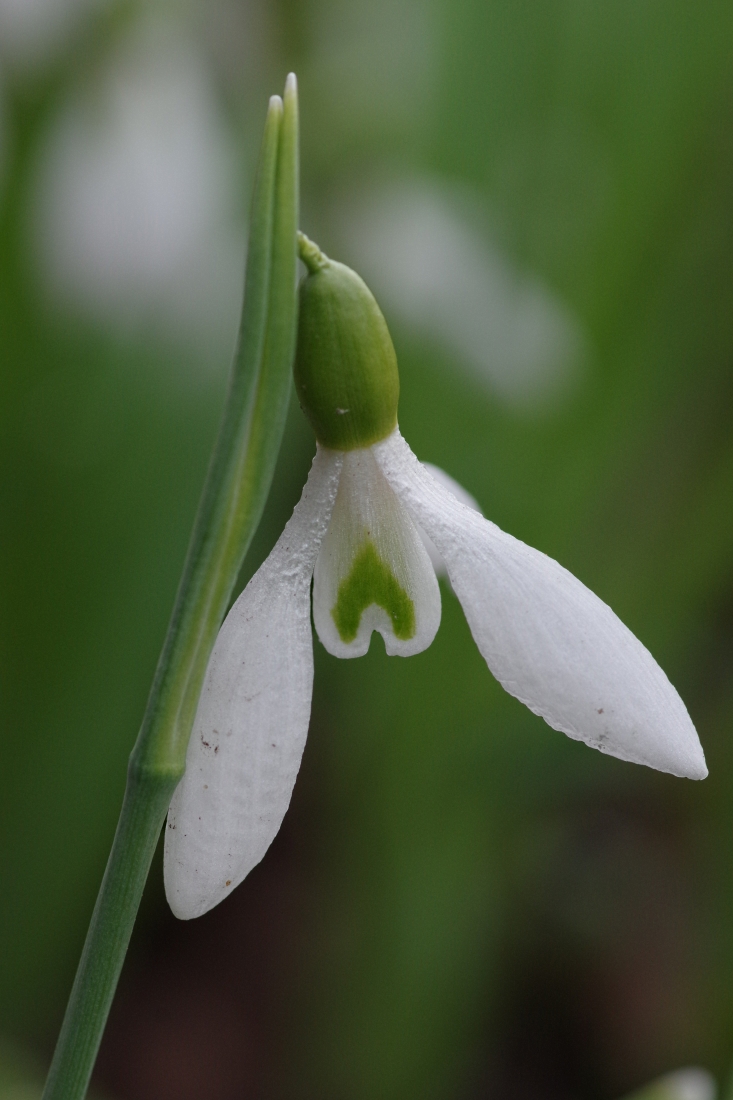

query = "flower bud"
294;234;399;450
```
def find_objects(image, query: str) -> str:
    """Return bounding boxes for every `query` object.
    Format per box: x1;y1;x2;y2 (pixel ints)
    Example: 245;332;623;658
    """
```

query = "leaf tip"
284;71;298;98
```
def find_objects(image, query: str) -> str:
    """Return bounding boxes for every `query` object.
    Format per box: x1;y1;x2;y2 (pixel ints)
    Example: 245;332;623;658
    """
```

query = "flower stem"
42;73;300;1100
297;230;329;273
41;769;176;1100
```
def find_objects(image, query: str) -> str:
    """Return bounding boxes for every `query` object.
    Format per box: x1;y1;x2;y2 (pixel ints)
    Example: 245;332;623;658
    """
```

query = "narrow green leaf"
134;90;285;777
42;75;300;1100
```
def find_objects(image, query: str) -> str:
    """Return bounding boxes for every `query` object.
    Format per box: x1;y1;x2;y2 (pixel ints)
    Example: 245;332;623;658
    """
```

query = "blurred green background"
2;1;733;1097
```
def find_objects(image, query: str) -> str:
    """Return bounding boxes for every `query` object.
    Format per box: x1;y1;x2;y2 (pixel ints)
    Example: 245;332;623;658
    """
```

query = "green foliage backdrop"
1;1;733;1097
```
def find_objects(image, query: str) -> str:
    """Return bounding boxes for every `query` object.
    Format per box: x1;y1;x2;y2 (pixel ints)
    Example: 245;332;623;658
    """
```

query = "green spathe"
332;540;416;643
295;234;399;450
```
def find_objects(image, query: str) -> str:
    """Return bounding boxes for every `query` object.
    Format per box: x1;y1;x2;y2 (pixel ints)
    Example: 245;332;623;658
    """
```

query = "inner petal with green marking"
332;540;416;643
312;445;441;659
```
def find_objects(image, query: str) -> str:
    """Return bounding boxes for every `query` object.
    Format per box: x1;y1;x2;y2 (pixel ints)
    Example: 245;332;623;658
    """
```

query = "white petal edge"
313;446;441;658
164;446;344;920
419;462;481;578
374;429;707;780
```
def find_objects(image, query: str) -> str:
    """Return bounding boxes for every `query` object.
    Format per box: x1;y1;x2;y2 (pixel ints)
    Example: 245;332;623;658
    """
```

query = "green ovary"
332;541;416;643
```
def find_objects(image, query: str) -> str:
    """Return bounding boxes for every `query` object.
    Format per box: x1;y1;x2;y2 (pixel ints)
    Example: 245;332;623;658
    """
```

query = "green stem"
41;768;176;1100
42;73;299;1100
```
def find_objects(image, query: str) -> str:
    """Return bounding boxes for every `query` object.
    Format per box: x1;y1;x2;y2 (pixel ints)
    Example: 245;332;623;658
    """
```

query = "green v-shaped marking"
332;541;416;643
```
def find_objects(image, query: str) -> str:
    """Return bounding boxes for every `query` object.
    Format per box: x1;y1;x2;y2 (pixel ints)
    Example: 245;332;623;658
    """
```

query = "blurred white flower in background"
0;0;109;70
309;0;436;144
663;1070;716;1100
330;178;587;409
624;1068;717;1100
33;18;245;360
0;79;5;184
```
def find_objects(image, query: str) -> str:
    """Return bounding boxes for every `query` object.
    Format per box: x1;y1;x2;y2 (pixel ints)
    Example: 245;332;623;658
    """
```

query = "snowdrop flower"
164;234;706;920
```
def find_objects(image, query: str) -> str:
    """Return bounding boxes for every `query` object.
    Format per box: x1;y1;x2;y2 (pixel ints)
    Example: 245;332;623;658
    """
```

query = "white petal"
313;446;441;658
164;446;344;919
419;462;481;578
374;430;707;780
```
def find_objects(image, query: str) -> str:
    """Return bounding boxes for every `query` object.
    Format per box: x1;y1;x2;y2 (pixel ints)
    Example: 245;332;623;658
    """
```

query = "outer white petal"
164;446;344;919
313;446;441;658
419;462;481;578
374;429;707;780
